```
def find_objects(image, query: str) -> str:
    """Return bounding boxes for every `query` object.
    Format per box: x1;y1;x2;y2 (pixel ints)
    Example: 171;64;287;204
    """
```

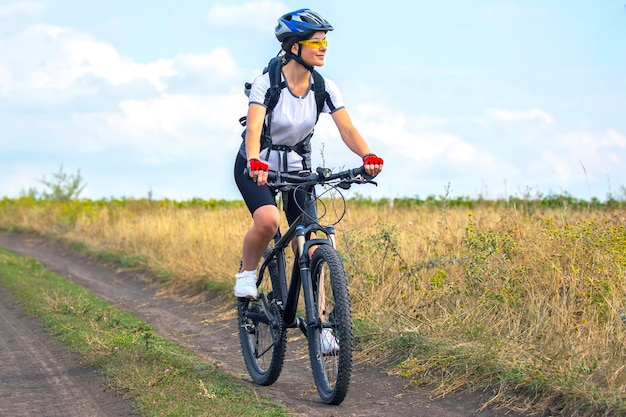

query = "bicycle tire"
237;253;286;386
307;245;353;405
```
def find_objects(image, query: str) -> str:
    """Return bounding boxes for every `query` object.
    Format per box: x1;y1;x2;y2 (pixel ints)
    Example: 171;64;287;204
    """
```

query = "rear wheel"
237;253;286;385
307;245;353;405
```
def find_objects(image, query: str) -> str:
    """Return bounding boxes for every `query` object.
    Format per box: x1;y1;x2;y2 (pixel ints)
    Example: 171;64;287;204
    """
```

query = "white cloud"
485;107;554;124
556;129;626;156
0;22;250;163
0;24;176;97
174;48;244;80
526;129;626;190
207;0;287;32
603;129;626;149
311;103;514;196
413;115;451;129
0;163;52;197
293;103;623;199
351;104;497;166
106;91;245;155
0;1;45;18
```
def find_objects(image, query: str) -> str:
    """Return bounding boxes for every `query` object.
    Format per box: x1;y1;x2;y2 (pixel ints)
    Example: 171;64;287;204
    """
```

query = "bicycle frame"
258;212;336;335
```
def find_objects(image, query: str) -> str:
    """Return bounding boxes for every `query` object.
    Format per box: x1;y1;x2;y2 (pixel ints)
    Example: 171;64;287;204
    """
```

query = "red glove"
249;158;269;172
363;153;384;166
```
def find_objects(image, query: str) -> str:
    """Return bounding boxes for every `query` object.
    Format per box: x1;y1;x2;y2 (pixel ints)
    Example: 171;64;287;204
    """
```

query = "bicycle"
237;165;378;405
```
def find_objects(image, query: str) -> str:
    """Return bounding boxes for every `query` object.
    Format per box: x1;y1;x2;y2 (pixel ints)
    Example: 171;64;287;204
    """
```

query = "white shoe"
321;328;339;355
234;270;257;299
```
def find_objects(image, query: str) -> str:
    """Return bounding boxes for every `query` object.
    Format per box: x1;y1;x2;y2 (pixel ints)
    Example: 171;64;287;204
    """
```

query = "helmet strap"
286;48;314;72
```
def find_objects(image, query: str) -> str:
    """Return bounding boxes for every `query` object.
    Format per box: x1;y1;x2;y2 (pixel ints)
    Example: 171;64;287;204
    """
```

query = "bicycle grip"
243;167;279;182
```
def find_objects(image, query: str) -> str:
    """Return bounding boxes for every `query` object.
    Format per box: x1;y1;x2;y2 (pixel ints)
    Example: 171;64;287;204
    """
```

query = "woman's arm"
331;108;383;176
244;103;270;184
331;108;371;156
244;103;266;161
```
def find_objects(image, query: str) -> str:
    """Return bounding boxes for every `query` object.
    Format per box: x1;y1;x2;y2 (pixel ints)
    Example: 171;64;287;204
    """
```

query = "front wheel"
307;245;353;405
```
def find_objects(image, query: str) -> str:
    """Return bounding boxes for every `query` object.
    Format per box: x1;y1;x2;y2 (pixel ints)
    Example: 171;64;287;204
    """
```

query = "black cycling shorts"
234;154;318;226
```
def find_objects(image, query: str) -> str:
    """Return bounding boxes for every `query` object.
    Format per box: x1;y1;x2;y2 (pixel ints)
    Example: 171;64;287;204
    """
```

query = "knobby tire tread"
307;245;353;405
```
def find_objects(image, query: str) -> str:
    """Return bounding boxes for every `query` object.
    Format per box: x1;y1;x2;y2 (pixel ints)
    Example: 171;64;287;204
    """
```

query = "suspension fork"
296;225;327;332
283;259;301;328
282;225;316;333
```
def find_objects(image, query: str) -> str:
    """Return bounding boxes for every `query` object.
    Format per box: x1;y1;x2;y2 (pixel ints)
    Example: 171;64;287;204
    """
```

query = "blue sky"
1;0;625;201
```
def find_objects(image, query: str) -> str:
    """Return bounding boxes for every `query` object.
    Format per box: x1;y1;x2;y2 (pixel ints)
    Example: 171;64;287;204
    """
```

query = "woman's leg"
241;205;280;271
234;154;280;298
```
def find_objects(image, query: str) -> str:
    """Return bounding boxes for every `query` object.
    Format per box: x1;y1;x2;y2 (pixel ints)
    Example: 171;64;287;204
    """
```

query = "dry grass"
1;196;626;414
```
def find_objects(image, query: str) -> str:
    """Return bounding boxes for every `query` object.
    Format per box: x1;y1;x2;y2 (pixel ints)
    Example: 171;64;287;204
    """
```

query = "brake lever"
335;176;377;190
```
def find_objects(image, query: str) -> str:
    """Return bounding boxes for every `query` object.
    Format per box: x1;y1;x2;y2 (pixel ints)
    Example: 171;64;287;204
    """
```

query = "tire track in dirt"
0;286;135;417
0;232;529;417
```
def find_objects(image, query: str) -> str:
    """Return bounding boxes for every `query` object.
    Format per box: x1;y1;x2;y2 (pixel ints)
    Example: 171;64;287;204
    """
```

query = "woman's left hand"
362;153;384;177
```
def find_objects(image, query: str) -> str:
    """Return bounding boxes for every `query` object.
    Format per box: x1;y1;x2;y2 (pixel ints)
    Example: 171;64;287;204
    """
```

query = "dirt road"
0;285;135;417
0;232;528;416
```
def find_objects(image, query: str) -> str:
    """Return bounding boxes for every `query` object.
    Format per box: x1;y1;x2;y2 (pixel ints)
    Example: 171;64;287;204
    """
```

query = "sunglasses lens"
300;39;327;49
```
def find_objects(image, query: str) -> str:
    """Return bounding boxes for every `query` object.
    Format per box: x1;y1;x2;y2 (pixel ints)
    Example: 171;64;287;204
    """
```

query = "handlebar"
273;166;373;183
245;166;377;189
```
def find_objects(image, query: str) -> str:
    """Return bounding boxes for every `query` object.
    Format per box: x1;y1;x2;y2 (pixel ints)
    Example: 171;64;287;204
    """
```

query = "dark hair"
281;36;302;53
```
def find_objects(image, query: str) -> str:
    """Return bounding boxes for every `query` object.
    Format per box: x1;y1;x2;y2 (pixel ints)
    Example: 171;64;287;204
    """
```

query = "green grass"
0;247;286;417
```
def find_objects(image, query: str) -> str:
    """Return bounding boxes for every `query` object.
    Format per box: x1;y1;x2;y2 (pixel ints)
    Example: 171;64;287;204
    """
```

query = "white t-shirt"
246;70;345;172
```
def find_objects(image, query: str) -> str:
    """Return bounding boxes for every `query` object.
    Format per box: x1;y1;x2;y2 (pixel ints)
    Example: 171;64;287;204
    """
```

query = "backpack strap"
311;69;329;122
264;56;285;113
260;56;284;160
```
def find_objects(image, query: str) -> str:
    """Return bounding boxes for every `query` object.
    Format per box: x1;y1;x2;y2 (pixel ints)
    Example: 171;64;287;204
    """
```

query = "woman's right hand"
248;158;269;185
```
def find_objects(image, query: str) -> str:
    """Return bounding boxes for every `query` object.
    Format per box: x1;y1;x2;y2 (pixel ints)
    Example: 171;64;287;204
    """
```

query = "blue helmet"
275;9;334;42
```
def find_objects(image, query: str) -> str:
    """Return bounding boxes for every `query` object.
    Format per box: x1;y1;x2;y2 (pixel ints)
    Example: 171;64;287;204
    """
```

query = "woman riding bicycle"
233;8;384;300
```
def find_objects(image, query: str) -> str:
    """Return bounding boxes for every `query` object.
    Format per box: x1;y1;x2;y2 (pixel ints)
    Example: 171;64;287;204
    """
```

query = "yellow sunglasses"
298;38;328;49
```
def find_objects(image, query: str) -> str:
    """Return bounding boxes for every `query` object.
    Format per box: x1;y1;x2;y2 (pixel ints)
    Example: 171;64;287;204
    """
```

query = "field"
1;194;625;415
